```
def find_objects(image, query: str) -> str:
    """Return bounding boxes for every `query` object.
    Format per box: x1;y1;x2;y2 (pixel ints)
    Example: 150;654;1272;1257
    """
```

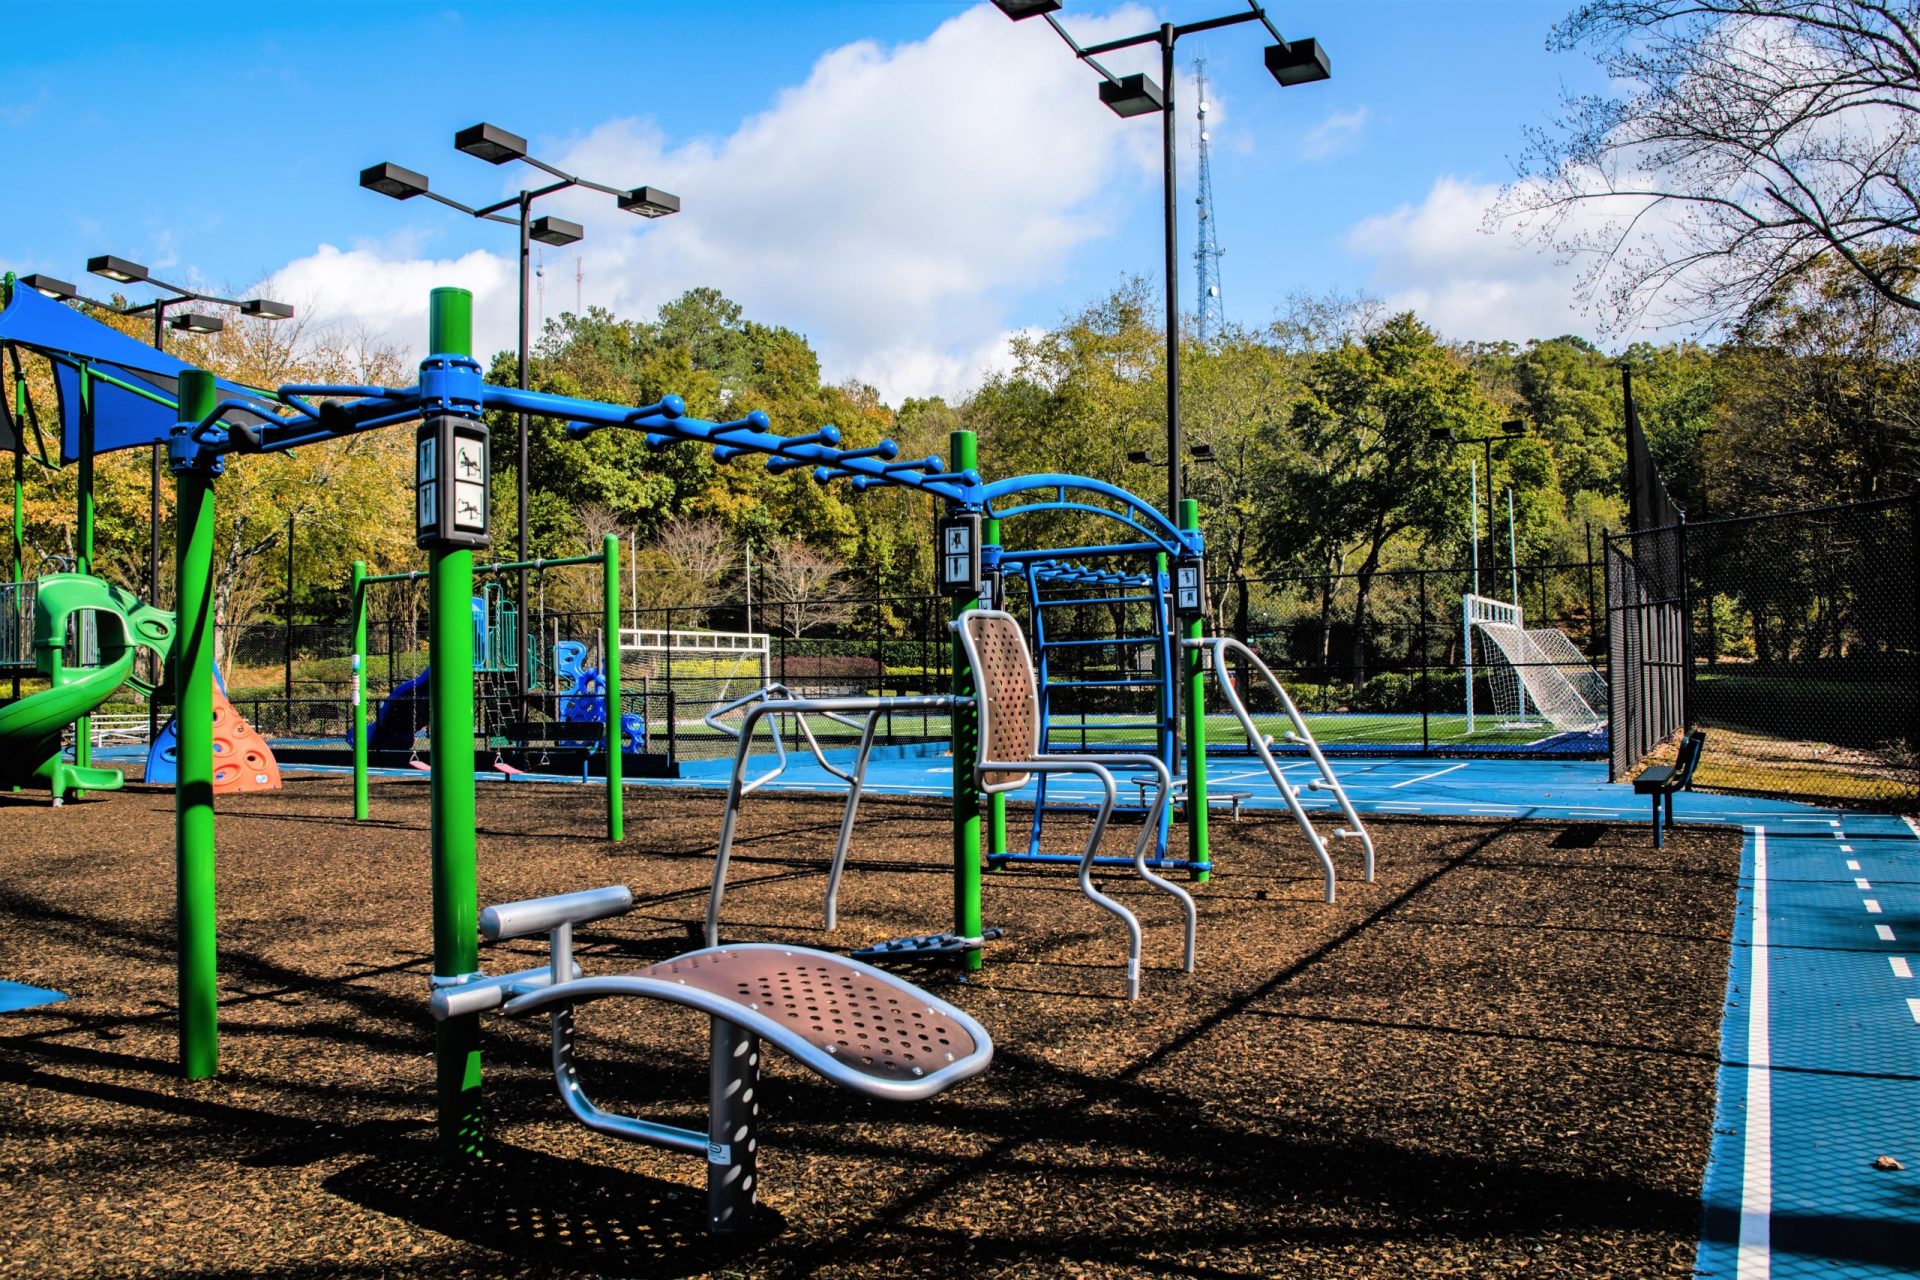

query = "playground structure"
0;274;1382;1232
0;573;173;803
1464;592;1608;734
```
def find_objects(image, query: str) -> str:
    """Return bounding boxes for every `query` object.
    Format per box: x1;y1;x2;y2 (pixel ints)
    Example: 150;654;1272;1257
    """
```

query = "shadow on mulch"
325;1136;782;1277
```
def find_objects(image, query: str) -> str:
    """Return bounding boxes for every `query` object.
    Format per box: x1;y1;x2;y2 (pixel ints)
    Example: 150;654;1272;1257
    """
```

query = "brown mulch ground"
0;774;1739;1279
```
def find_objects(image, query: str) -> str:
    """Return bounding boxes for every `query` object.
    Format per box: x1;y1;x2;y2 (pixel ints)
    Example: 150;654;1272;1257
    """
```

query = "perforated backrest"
960;610;1038;788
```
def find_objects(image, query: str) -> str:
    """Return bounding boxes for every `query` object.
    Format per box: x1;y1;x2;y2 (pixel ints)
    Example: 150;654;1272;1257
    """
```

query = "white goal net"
1464;595;1606;732
619;628;771;711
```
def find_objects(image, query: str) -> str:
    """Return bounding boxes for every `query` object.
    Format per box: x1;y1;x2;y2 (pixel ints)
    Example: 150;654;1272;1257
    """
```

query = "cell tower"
1192;57;1225;342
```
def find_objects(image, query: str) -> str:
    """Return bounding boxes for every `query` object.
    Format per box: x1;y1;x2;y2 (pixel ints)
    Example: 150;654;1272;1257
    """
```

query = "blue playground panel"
250;742;1920;1271
0;980;67;1013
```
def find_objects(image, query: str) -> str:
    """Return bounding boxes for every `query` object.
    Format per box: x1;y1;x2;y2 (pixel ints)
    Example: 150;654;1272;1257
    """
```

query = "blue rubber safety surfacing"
1696;816;1920;1279
0;980;67;1012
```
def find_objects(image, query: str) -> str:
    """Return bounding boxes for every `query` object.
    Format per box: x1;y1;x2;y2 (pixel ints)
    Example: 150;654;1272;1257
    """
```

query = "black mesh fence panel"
1682;496;1918;805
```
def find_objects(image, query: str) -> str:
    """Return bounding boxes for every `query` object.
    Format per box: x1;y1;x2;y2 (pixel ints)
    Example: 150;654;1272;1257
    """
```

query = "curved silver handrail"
1188;636;1376;902
708;694;959;944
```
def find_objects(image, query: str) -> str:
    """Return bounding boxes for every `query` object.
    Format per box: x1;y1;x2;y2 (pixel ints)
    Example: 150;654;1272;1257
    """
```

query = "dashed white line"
1893;957;1913;979
1879;925;1898;941
1847;860;1862;871
1866;900;1884;914
1840;844;1853;853
1856;878;1873;890
1909;998;1920;1025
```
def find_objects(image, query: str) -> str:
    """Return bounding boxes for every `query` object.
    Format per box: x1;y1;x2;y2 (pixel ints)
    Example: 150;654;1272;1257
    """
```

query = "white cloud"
1298;106;1367;161
1344;176;1605;343
263;4;1170;406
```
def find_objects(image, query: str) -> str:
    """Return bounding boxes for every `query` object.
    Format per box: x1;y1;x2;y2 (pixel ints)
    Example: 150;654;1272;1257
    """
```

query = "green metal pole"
1180;499;1210;884
173;369;220;1079
949;430;983;969
74;368;93;772
351;560;369;821
11;365;21;706
984;516;1007;864
603;533;623;841
427;287;483;1158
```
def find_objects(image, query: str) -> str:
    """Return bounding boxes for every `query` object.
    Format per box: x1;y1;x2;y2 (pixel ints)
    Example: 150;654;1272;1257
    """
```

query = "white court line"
1738;826;1771;1280
1848;861;1862;871
1856;878;1873;890
1867;900;1884;914
1893;957;1913;979
1905;814;1920;841
1880;925;1898;942
1840;844;1853;853
1387;763;1469;789
1909;998;1920;1025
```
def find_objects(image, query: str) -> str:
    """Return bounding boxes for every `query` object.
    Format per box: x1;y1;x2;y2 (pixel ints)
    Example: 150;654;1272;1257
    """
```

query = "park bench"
1633;729;1707;848
1130;775;1252;820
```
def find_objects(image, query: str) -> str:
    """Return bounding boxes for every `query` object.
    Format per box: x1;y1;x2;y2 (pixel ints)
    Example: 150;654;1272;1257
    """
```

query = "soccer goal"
619;627;771;723
1463;594;1607;734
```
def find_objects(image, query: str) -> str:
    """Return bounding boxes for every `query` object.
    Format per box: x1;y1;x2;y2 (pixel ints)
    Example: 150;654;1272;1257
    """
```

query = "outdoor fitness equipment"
429;883;993;1234
1192;635;1374;902
955;607;1196;998
0;279;1186;1161
1011;556;1177;869
0;572;173;804
705;684;959;936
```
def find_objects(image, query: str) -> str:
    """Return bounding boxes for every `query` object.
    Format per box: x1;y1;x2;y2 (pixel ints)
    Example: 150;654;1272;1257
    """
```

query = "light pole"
992;0;1328;519
1432;419;1528;590
361;125;678;717
82;256;292;738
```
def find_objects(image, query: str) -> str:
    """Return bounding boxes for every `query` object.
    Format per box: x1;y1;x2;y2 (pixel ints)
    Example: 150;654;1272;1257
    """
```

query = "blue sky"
0;1;1609;402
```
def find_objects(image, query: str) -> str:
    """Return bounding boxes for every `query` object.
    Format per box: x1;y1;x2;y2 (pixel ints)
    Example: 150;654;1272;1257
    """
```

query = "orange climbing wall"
209;686;281;793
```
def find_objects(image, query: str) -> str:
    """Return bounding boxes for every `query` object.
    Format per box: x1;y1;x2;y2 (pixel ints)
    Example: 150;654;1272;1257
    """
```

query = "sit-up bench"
1632;729;1706;848
1129;777;1252;820
429;885;993;1235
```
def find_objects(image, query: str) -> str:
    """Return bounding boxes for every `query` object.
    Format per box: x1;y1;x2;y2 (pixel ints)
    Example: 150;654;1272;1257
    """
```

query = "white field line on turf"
1387;763;1469;789
1739;826;1772;1280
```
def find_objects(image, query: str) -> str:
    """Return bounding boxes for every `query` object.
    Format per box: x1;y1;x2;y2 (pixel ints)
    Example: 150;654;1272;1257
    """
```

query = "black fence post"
1418;568;1430;752
1677;512;1692;731
664;606;677;764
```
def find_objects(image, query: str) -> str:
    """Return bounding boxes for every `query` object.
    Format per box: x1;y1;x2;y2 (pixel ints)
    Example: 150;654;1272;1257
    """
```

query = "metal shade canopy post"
424;287;484;1158
359;125;680;730
171;368;221;1080
991;0;1329;521
949;430;985;970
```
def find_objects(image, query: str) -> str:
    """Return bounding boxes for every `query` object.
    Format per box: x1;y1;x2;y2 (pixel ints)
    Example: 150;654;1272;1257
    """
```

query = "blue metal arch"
974;473;1201;557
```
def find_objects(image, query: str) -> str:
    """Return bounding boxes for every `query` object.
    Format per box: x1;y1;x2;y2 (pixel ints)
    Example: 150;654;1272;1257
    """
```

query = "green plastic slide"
0;573;175;803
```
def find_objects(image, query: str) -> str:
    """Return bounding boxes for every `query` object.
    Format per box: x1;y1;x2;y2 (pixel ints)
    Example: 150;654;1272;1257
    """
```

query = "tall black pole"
149;303;166;742
516;193;532;717
1161;22;1182;520
284;512;295;707
1483;437;1497;589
